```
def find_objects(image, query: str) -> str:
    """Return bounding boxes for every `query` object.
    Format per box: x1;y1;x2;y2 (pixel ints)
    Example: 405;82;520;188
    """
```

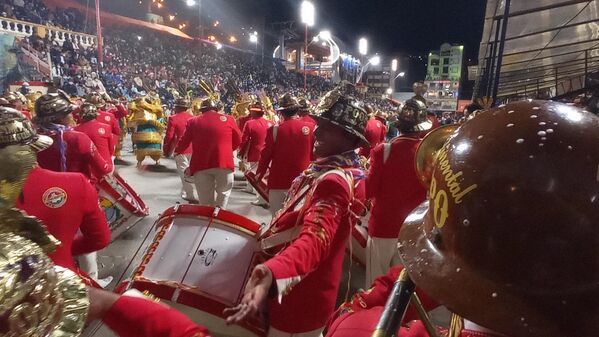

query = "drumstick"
179;207;221;284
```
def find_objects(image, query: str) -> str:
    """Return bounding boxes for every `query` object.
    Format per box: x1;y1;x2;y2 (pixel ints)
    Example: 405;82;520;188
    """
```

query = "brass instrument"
414;124;459;188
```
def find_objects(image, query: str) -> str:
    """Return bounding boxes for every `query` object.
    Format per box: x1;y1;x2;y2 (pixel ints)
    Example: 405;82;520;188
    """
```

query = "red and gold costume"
104;294;211;337
260;152;367;334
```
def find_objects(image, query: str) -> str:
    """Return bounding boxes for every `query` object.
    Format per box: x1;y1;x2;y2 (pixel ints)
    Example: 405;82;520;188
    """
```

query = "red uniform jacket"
325;266;440;337
239;116;273;162
238;115;251;132
256;116;314;190
37;129;110;181
103;103;128;119
301;114;317;128
366;135;426;238
103;295;211;337
262;169;366;332
175;110;241;174
75;119;115;172
97;109;121;138
164;111;194;155
17;167;110;271
359;118;387;157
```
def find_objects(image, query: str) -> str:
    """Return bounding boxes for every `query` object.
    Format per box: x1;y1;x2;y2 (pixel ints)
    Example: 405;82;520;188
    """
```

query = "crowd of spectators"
3;3;398;113
1;0;92;32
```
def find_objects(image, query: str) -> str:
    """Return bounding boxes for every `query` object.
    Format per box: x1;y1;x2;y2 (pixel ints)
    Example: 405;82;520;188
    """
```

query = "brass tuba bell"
414;124;459;188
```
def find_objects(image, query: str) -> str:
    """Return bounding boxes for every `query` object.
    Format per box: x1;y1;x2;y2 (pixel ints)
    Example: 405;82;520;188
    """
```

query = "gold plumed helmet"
85;92;105;108
0;108;53;208
3;91;27;108
0;229;88;337
79;102;98;121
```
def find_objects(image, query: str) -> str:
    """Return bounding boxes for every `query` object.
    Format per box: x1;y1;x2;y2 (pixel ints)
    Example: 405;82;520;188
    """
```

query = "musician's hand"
86;286;119;323
224;264;273;325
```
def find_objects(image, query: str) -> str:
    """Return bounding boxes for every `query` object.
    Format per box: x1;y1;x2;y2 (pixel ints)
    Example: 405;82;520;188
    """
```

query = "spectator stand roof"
474;0;599;102
43;0;193;40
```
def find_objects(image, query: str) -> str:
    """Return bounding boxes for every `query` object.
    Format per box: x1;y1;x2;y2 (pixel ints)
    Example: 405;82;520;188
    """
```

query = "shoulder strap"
273;124;279;143
383;143;391;164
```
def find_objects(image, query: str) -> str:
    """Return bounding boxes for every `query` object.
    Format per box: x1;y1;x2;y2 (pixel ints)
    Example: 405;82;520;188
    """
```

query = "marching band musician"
238;98;274;206
364;98;431;286
74;103;116;173
0;108;111;285
2;91;32;119
33;91;111;184
256;93;315;216
327;100;599;337
84;92;122;142
358;104;388;158
298;97;317;128
164;98;197;203
225;89;369;337
175;97;241;209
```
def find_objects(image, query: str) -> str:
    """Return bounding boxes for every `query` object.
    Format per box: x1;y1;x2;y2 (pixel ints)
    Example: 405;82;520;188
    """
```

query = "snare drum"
97;172;149;240
119;205;265;337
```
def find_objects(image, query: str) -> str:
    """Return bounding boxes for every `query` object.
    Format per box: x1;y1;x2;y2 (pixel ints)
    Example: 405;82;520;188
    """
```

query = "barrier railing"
0;16;96;47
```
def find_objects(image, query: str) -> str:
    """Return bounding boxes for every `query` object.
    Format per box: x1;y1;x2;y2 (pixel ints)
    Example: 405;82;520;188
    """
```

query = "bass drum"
117;205;265;337
97;172;149;240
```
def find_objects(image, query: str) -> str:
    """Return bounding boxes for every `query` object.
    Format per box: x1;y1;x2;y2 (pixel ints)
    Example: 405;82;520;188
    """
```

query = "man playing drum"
225;89;369;337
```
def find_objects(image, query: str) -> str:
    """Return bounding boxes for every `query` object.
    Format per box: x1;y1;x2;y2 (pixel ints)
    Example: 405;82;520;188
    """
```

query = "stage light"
137;35;142;41
169;15;175;21
301;1;315;27
359;38;368;56
214;21;220;27
370;55;380;66
229;36;237;43
391;59;398;71
215;42;222;50
249;32;258;43
319;30;331;40
386;88;393;95
186;0;196;6
398;72;406;77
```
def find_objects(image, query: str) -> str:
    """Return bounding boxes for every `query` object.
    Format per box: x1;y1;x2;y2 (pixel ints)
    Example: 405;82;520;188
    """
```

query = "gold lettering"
433;189;449;228
454;184;478;204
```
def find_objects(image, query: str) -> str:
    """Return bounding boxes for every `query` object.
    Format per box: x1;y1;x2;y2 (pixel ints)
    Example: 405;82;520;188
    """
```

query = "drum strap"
273;124;279;143
260;169;354;251
383;143;391;163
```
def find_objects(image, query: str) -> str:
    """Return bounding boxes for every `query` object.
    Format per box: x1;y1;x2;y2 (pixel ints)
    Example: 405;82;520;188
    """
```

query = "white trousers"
365;236;401;287
175;153;196;200
268;326;323;337
78;251;99;280
194;168;234;209
269;189;288;216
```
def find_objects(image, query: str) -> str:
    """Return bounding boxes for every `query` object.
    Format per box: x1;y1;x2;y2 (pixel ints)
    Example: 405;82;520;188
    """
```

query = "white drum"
117;204;265;337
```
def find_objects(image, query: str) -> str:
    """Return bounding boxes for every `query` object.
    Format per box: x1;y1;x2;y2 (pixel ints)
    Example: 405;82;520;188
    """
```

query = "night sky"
93;0;487;59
